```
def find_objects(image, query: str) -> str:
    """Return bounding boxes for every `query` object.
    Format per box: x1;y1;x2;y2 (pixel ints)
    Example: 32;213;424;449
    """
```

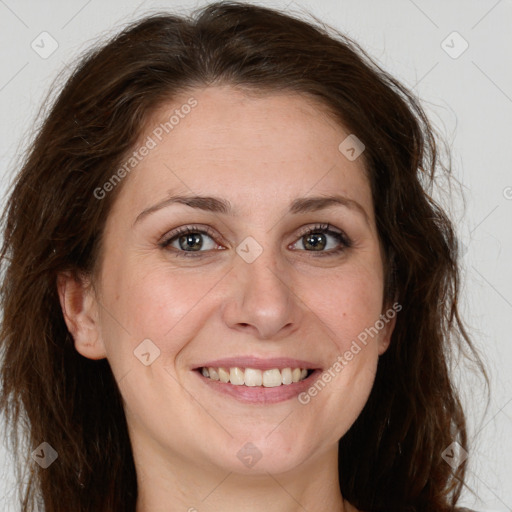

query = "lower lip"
194;369;322;404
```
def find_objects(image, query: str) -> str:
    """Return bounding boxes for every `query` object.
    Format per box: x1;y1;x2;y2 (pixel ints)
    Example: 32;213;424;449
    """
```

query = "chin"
206;431;320;476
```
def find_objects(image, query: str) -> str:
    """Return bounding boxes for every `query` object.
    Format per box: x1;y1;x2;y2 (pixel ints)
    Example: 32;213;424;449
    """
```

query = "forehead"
111;86;374;222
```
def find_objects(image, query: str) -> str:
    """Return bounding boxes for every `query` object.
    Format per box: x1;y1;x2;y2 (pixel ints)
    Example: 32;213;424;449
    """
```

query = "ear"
377;302;399;355
57;271;107;360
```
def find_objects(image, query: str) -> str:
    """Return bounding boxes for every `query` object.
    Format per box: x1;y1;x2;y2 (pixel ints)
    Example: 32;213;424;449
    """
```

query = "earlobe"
377;308;397;356
57;271;107;360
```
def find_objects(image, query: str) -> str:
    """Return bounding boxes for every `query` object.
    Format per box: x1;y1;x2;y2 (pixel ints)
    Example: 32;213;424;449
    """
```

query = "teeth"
281;367;292;385
201;366;311;387
244;368;263;387
263;369;282;387
218;367;230;383
208;367;219;381
229;367;244;386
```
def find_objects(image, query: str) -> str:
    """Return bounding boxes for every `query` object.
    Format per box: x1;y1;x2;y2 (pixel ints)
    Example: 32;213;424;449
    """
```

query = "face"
60;85;395;479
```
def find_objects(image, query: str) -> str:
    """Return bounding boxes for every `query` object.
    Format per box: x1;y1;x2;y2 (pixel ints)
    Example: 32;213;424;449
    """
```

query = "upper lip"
193;356;321;371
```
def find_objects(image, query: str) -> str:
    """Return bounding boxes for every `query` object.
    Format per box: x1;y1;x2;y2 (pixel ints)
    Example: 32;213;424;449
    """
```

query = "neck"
133;439;348;512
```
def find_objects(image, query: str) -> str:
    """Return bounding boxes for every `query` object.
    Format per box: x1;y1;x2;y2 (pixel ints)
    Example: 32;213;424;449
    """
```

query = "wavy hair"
0;2;486;511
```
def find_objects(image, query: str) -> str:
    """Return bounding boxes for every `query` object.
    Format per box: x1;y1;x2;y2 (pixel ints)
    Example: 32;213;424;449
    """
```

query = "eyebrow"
134;193;370;225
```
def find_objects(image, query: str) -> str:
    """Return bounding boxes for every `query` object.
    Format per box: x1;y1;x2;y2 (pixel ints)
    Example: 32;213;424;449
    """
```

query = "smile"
200;366;312;387
193;357;321;404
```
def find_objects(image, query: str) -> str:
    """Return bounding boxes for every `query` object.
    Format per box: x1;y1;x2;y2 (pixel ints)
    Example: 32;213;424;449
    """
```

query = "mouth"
197;366;314;387
192;358;322;404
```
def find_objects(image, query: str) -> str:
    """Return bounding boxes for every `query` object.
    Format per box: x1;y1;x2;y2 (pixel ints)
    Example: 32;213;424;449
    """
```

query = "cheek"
304;260;385;426
97;256;222;358
303;262;385;353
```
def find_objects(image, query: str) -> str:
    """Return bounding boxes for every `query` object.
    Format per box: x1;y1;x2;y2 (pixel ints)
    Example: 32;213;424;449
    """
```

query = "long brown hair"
0;2;487;511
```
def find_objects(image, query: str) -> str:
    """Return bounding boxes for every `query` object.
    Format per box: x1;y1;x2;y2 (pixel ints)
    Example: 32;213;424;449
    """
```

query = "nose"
220;247;302;340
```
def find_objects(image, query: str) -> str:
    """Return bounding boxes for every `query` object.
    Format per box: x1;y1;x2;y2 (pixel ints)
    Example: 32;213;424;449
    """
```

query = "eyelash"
159;223;352;259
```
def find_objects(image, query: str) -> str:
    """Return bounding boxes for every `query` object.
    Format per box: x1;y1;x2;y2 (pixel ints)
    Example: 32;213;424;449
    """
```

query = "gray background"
0;0;511;510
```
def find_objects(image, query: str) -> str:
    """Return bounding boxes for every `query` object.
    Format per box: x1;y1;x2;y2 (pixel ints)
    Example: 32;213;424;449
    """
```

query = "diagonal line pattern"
92;297;137;387
471;0;503;30
265;265;346;354
114;366;134;388
471;266;512;309
94;267;236;439
0;62;29;92
406;0;439;29
266;472;311;511
95;296;134;338
413;62;439;90
472;61;512;104
164;163;238;247
0;0;29;28
163;267;234;338
3;2;507;508
265;410;294;438
201;471;233;502
466;465;512;510
162;365;234;438
61;0;92;30
474;397;512;439
266;164;337;234
469;205;499;235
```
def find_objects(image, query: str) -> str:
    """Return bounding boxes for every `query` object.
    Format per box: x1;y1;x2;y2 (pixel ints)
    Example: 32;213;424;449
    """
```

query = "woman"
0;2;486;511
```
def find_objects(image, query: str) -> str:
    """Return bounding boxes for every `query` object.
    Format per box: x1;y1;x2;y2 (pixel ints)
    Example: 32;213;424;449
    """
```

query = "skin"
58;85;395;512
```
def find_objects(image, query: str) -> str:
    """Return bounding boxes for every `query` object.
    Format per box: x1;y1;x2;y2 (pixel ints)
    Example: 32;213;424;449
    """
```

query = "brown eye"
303;232;327;251
177;233;204;251
160;225;222;257
291;224;351;255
